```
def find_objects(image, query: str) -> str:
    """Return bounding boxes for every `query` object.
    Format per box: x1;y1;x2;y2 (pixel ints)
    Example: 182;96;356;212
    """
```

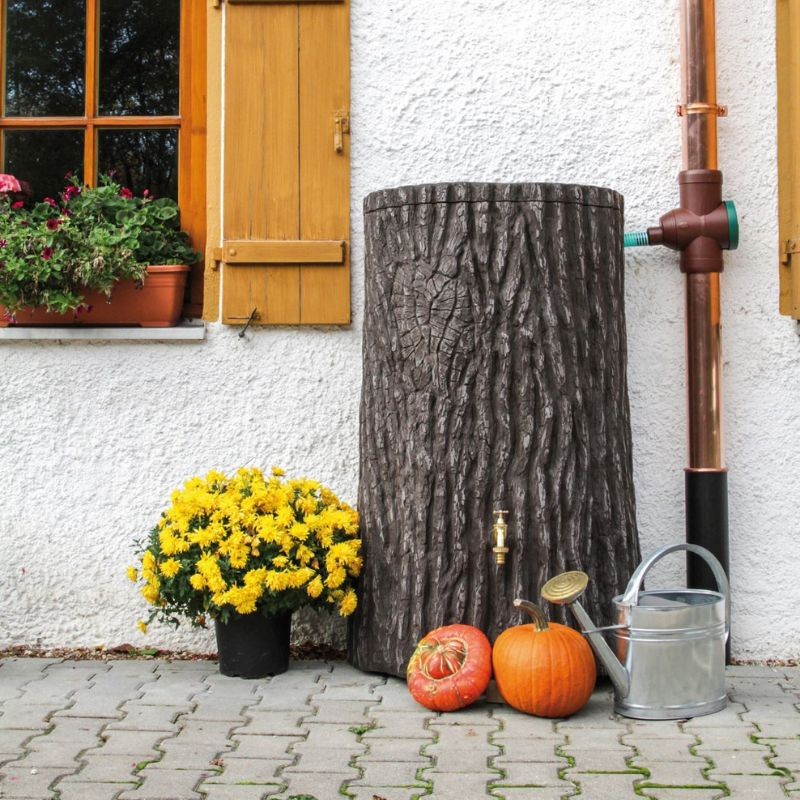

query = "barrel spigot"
492;510;510;565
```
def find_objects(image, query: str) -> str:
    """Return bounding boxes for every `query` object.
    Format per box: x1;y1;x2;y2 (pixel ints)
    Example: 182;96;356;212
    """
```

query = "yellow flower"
271;466;286;477
272;556;289;569
325;567;346;590
189;573;206;591
136;620;148;634
141;582;160;604
159;559;181;579
126;567;138;583
338;588;357;617
307;575;323;599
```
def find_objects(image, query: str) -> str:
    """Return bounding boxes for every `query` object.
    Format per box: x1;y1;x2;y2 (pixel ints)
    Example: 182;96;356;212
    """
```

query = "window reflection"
4;130;84;200
97;129;178;200
99;0;180;116
4;0;86;117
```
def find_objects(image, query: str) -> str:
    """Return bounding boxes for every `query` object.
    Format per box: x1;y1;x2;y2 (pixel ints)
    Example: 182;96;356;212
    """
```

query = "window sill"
0;320;206;342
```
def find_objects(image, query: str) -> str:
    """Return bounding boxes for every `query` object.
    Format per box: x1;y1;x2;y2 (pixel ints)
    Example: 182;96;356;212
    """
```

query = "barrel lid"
364;182;624;214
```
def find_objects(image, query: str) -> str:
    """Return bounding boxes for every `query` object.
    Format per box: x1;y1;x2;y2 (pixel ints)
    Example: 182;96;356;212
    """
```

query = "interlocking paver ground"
0;658;798;799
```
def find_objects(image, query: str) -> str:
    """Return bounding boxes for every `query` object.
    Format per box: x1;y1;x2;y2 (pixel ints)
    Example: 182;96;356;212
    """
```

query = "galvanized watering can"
541;543;730;720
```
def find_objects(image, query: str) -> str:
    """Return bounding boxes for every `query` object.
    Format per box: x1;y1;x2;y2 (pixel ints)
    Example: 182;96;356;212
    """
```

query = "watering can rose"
129;467;362;629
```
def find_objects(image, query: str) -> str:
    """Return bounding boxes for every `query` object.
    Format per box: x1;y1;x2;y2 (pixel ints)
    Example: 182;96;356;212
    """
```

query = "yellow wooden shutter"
211;0;350;326
778;0;800;318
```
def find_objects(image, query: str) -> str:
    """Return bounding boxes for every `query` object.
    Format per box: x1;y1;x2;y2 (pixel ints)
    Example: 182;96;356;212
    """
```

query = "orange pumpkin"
492;598;595;718
406;624;492;712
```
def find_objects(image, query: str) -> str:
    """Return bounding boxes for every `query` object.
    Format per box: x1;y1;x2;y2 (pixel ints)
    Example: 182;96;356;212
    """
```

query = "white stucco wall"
1;0;795;661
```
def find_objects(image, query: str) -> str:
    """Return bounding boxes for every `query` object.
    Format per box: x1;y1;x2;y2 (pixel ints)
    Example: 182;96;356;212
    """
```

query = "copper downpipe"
681;0;725;471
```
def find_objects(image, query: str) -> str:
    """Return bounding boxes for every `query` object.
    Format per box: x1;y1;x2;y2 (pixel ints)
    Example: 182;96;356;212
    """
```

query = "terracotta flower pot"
0;264;190;328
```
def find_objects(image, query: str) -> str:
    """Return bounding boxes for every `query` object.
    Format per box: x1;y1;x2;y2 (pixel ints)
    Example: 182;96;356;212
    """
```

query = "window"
0;0;206;314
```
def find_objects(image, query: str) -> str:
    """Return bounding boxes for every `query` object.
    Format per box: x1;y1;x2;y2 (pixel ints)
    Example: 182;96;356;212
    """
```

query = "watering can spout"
541;572;630;698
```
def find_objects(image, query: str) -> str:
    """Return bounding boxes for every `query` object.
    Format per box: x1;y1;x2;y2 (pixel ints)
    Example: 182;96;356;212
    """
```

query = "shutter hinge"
334;112;350;153
781;238;800;265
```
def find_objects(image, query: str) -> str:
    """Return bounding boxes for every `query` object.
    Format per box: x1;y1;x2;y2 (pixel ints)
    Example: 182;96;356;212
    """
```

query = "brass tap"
492;510;510;565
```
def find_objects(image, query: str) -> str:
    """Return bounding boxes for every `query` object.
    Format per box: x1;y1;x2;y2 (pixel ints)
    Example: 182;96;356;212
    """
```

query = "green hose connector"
624;231;650;248
724;200;739;250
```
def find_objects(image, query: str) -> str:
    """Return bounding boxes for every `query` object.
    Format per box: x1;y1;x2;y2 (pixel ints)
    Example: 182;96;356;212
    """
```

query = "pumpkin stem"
513;598;549;632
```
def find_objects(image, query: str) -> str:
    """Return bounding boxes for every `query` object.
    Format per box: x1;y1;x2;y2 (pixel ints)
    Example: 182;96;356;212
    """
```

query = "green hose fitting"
624;231;650;248
724;200;739;250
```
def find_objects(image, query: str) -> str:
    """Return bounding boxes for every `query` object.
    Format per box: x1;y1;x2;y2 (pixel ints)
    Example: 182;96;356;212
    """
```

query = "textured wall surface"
0;0;794;661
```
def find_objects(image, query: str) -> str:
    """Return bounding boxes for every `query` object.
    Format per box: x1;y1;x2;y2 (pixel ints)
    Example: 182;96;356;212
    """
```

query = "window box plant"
129;467;362;678
0;175;198;328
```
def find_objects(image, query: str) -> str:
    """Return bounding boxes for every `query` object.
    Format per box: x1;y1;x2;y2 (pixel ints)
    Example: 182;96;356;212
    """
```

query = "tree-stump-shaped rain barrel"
348;183;640;677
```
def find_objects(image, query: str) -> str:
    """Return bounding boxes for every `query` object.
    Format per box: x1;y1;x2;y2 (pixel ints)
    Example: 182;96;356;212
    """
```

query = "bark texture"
348;183;640;677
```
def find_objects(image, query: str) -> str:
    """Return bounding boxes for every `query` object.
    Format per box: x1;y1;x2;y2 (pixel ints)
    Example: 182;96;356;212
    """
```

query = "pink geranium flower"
11;201;24;210
41;247;54;260
46;218;60;231
0;174;21;193
43;197;57;208
119;187;133;199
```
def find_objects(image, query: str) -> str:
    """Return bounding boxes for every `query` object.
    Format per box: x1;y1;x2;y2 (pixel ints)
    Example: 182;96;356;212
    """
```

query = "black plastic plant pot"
214;611;292;678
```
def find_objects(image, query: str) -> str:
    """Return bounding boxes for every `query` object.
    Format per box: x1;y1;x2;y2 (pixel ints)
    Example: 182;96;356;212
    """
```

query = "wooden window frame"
0;0;206;316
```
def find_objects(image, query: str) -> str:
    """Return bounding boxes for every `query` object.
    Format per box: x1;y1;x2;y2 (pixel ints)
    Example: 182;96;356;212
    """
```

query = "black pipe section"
686;469;730;659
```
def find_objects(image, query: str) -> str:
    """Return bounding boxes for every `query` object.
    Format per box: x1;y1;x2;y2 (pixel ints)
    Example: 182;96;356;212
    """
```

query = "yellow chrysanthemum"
271;466;286;477
159;559;181;579
126;566;138;583
189;573;206;591
137;620;148;634
338;588;357;617
325;567;346;590
306;575;323;599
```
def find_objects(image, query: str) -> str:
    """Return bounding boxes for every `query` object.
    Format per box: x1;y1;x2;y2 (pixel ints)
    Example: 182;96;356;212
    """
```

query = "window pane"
4;0;86;117
99;0;180;116
97;129;178;200
4;130;83;200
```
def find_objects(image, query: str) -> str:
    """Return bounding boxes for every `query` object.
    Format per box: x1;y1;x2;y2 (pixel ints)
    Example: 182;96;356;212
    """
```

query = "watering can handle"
621;542;730;641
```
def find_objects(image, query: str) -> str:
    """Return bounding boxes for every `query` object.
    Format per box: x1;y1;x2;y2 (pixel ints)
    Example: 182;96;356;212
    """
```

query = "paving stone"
628;720;696;739
303;698;374;724
358;737;430;762
564;772;641;798
423;772;493;796
350;760;427;787
226;735;303;760
197;784;274;800
0;729;35;751
248;689;314;711
0;703;57;729
153;660;217;673
286;744;357;773
312;684;385;701
702;747;774;774
348;787;426;800
11;743;84;768
362;712;436;739
319;663;384;687
685;729;762;750
492;761;569;786
0;765;71;797
148;743;231;771
425;743;500;772
88;730;170;757
639;789;724;800
62;754;142;782
627;736;706;762
492;738;563;761
185;703;251;722
751;719;800;739
428;705;495;726
262;770;349;797
491;709;557;738
490;788;577;800
37;716;108;744
172;721;240;744
234;711;306;736
430;722;496;748
562;747;638;772
701;774;789;798
563;728;630;749
106;704;184;732
205;757;289;783
641;761;719;786
118;768;211;799
300;721;367;747
56;781;138;800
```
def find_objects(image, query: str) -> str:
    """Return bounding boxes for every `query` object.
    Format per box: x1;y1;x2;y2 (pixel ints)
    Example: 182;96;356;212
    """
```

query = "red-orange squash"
492;598;596;718
406;624;492;712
